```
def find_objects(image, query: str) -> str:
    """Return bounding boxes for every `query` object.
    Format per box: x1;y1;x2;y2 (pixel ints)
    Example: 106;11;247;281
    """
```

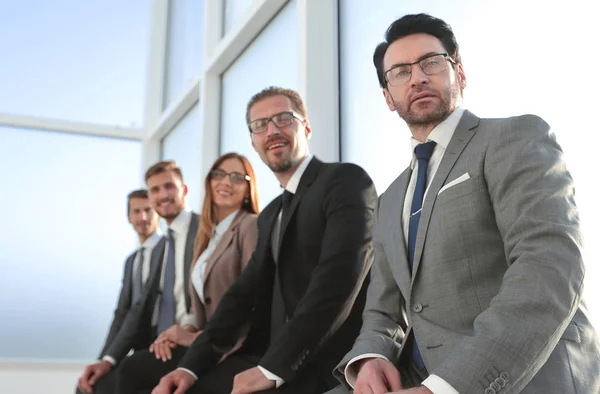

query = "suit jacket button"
500;372;510;382
412;303;423;313
495;377;506;387
291;365;298;371
491;381;501;391
205;297;212;305
484;388;495;394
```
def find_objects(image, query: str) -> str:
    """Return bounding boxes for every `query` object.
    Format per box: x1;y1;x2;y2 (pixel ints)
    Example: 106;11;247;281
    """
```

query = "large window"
339;0;600;326
0;0;151;127
161;104;202;211
220;0;298;207
163;0;205;110
222;0;255;36
0;127;142;361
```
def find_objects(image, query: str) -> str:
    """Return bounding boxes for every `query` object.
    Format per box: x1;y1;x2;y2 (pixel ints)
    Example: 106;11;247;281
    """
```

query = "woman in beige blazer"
114;152;260;393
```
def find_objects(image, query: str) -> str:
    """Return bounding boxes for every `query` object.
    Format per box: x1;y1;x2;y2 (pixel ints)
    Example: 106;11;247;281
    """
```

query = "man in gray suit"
76;189;163;393
332;13;600;394
77;162;199;394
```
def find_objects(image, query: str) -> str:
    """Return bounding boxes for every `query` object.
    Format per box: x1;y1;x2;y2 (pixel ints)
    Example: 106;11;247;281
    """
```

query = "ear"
456;63;467;90
304;121;312;140
383;89;396;111
182;184;188;196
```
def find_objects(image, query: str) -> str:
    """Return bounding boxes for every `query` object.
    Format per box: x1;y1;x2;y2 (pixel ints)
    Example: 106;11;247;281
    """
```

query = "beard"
268;157;294;173
394;81;461;128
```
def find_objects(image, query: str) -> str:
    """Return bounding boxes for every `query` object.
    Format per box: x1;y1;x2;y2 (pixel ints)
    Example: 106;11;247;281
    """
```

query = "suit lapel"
411;111;480;278
184;212;199;310
203;211;245;284
277;158;322;254
147;237;166;287
389;167;413;297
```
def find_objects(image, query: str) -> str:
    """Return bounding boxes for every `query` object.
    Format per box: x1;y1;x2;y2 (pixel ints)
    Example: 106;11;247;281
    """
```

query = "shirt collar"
283;154;314;195
168;207;192;236
214;209;239;236
141;230;163;249
410;107;465;169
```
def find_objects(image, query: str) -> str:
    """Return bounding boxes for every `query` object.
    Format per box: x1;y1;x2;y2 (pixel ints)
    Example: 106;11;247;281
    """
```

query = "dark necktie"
157;229;176;334
407;140;436;370
132;247;145;303
270;190;293;341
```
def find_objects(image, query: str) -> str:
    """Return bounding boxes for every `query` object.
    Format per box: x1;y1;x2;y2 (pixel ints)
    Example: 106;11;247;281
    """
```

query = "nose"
265;119;282;137
158;187;169;200
411;65;430;87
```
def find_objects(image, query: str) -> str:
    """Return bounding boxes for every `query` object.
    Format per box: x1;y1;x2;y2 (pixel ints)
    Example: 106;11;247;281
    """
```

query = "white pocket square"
438;173;470;195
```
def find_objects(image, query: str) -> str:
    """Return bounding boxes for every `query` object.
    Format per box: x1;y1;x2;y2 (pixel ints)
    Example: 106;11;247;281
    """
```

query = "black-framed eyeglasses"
248;111;305;135
209;169;250;184
385;53;456;86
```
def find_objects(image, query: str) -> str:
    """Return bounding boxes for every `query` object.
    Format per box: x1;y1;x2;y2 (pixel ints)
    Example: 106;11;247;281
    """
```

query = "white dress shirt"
133;231;163;284
192;210;239;304
102;230;163;365
344;109;465;394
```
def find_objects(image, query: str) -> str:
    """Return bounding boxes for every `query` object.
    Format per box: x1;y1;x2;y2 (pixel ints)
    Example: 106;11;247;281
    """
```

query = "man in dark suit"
152;87;377;394
76;189;163;394
77;163;200;394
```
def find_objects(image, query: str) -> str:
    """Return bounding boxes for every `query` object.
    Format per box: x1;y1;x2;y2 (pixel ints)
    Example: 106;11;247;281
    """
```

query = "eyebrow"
387;51;441;69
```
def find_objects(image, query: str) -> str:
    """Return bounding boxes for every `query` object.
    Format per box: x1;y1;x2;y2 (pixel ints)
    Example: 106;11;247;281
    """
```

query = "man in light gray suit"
331;13;600;394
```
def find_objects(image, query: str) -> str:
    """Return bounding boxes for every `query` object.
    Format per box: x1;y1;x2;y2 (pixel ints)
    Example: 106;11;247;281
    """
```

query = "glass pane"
161;104;202;211
339;0;599;326
0;127;142;361
221;0;297;207
163;0;205;110
0;1;151;127
223;0;255;36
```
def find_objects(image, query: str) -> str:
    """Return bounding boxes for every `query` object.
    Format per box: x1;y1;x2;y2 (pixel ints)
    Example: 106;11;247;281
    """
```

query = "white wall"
0;361;84;394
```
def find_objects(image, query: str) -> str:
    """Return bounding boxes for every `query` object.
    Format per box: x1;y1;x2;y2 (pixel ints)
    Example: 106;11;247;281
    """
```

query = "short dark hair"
245;86;308;131
144;160;184;184
127;189;148;216
373;13;461;88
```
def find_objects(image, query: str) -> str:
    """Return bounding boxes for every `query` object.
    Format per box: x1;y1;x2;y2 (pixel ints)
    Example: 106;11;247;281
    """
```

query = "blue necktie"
407;140;436;370
157;229;176;334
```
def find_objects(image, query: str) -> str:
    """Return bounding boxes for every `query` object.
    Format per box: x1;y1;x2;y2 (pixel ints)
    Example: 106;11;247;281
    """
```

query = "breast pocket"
435;175;483;207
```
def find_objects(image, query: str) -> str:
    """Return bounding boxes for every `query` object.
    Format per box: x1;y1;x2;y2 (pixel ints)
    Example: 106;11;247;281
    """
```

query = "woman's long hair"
192;152;260;265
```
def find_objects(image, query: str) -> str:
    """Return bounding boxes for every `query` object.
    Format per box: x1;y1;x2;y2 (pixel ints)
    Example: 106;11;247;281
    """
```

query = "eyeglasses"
209;169;250;184
385;53;456;86
248;111;304;134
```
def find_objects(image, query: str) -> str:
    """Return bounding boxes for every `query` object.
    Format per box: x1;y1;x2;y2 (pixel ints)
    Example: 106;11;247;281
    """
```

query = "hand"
151;369;195;394
149;338;178;362
77;360;112;393
155;324;198;347
231;366;276;394
386;387;433;394
354;358;402;394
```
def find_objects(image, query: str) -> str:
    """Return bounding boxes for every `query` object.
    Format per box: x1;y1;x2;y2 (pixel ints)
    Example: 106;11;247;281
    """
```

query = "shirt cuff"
258;365;285;388
343;353;389;388
422;375;459;394
176;367;198;381
101;355;116;366
181;313;199;329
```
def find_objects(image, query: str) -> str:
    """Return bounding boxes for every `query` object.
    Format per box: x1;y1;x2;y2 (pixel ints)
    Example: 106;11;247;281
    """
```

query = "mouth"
216;189;232;197
158;200;174;208
266;140;288;151
411;91;437;103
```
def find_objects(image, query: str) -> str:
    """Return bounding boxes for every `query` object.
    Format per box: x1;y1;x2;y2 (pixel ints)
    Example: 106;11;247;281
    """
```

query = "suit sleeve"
258;164;377;382
98;255;133;358
332;198;406;387
434;115;585;393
